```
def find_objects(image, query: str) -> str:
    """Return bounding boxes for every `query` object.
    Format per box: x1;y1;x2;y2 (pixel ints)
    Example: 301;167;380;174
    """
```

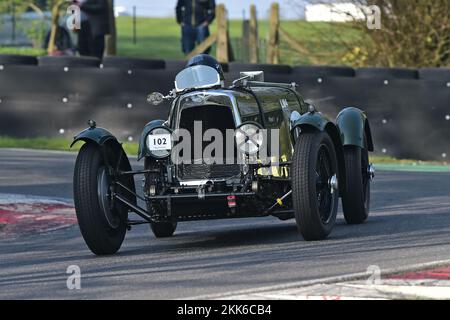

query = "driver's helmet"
186;54;225;81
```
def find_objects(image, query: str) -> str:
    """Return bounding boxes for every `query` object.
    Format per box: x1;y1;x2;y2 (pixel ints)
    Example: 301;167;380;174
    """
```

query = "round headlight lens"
146;127;172;158
235;123;264;155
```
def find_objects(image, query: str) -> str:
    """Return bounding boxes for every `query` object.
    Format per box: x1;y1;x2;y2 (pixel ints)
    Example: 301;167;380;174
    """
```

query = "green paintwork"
293;111;330;131
138;119;166;160
70;127;119;148
336;107;368;149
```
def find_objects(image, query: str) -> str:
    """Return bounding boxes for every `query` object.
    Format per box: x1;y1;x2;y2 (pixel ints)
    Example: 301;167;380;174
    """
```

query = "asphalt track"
0;149;450;299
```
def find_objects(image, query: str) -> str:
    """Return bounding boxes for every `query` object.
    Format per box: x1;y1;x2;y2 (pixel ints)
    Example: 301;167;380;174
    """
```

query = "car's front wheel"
291;131;339;241
73;143;127;255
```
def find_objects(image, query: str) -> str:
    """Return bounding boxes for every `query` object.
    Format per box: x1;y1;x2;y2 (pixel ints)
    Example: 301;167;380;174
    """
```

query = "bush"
343;0;450;67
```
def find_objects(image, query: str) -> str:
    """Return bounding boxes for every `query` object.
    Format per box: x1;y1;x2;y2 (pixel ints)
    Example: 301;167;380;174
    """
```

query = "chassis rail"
111;163;293;226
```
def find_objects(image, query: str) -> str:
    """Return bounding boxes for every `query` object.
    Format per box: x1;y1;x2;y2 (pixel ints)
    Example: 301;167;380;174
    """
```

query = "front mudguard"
71;127;136;204
292;112;347;196
71;127;119;150
336;107;374;151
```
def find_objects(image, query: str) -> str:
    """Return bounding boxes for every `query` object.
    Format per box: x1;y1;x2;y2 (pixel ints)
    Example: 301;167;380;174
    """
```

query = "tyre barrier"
228;62;292;74
101;56;165;70
293;66;355;78
418;68;450;82
1;63;450;161
38;56;101;68
0;54;38;66
165;60;188;72
355;67;419;80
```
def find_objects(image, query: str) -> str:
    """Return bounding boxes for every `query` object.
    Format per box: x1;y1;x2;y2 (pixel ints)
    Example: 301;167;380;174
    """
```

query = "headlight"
235;122;264;155
146;127;172;158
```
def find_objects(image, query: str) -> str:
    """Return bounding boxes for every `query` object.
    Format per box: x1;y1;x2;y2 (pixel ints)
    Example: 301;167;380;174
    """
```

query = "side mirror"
147;92;165;106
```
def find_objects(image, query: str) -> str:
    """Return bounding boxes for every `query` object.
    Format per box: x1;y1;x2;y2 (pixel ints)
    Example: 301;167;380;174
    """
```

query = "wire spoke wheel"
315;145;336;224
97;166;120;230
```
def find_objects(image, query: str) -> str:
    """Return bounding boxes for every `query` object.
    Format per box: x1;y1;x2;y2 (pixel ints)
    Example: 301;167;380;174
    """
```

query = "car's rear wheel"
73;143;127;255
150;220;177;238
342;142;372;224
291;131;339;240
144;157;177;238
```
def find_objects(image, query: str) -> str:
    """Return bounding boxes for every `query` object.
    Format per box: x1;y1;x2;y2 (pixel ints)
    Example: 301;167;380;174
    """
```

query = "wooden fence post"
267;2;280;64
242;20;250;62
249;4;258;63
186;4;233;62
216;4;229;63
48;0;65;55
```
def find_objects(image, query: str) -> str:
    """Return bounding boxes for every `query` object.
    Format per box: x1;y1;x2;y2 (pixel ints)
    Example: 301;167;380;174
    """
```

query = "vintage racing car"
72;54;375;255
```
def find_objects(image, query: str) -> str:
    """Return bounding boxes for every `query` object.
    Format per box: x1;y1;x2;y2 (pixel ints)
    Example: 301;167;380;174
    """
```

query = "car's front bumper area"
147;190;259;221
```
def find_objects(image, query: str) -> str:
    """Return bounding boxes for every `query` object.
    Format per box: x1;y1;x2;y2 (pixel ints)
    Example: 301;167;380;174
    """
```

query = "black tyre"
228;62;292;74
38;56;101;68
73;143;127;255
291;132;339;240
165;59;188;72
342;145;371;224
355;67;418;80
418;68;450;81
144;157;177;238
0;54;38;66
102;56;165;70
150;221;177;238
293;65;355;78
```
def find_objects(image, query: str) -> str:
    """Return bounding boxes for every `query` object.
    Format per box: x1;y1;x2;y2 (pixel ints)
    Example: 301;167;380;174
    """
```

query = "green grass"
0;136;139;155
116;17;361;65
369;156;440;166
0;17;360;65
0;47;46;56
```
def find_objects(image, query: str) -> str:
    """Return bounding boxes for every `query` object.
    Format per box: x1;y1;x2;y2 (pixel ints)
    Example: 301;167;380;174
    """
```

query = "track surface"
0;149;450;299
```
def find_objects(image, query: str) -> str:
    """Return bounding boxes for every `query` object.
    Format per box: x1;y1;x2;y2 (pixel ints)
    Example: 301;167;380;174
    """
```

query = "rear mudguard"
71;126;136;204
292;108;374;196
336;107;374;151
138;119;167;160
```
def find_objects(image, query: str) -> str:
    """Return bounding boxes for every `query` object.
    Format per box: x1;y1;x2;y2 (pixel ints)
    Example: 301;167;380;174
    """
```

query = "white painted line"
185;260;450;300
339;283;450;300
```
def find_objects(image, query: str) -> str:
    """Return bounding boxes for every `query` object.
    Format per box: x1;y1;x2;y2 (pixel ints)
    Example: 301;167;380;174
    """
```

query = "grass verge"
0;136;138;155
0;47;46;56
116;17;360;65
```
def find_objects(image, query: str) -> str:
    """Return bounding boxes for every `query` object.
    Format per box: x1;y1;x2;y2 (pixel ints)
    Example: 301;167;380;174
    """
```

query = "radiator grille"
178;164;241;180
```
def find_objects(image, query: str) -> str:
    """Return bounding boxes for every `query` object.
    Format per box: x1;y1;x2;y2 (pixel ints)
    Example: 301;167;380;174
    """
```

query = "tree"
337;0;450;67
0;1;48;48
290;0;450;67
0;1;31;14
47;0;67;54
